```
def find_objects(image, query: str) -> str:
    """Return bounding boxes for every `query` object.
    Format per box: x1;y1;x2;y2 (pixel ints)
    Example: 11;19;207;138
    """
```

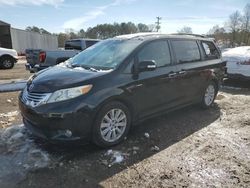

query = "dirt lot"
0;59;31;83
0;69;249;187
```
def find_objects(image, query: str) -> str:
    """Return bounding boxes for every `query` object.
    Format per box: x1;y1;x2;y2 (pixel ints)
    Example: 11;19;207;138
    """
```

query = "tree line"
26;22;153;47
208;3;250;47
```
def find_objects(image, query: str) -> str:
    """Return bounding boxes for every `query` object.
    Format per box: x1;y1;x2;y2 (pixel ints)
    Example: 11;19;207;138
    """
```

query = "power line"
155;17;162;32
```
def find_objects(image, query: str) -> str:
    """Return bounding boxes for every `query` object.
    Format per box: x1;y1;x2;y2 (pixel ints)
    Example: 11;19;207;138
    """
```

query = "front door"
126;40;183;119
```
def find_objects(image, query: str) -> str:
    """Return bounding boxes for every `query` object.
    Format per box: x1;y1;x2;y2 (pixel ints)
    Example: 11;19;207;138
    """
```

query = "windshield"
69;39;142;70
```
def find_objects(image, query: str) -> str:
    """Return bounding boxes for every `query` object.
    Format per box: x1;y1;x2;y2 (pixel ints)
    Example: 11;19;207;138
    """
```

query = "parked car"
25;39;100;72
0;47;18;69
222;46;250;80
19;33;226;147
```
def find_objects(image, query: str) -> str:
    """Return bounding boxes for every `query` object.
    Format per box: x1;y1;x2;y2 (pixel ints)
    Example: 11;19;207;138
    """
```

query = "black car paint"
19;35;225;141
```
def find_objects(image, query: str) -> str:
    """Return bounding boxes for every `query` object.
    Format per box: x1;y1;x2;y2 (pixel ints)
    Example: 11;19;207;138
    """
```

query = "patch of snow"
151;145;160;152
222;46;250;62
221;86;243;90
104;150;125;166
0;81;26;92
144;132;150;138
105;149;113;156
0;111;19;118
113;154;124;164
0;124;51;184
97;69;113;72
115;32;160;39
73;67;86;71
57;60;72;68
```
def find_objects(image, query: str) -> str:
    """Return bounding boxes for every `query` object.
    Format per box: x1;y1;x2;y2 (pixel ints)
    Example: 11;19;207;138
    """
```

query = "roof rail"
171;33;206;38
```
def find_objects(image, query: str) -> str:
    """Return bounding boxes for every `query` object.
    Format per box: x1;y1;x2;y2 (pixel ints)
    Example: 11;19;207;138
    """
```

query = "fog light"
65;130;72;137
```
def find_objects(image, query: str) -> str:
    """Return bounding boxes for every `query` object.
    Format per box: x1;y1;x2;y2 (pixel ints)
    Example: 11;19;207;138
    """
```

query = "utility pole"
155;16;162;32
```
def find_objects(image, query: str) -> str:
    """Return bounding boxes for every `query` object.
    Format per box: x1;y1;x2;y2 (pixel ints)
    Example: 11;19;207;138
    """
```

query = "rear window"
85;40;99;48
65;40;82;50
172;40;200;63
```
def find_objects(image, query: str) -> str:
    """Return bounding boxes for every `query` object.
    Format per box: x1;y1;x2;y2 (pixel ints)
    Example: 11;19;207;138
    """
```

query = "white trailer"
0;20;58;55
10;28;58;55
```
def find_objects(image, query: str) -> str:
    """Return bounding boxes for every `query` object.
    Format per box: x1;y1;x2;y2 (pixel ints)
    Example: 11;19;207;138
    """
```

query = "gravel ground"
0;71;249;187
0;84;250;188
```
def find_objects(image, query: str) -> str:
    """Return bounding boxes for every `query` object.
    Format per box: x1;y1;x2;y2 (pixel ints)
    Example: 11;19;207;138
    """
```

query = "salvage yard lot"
0;61;250;188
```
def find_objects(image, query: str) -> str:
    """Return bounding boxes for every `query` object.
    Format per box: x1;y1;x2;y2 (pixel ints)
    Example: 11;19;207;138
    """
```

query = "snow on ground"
101;149;127;167
0;125;51;186
0;111;19;117
222;46;250;62
0;81;26;92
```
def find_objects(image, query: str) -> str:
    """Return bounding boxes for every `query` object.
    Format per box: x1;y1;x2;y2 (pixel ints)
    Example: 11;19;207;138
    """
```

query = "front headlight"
46;85;93;103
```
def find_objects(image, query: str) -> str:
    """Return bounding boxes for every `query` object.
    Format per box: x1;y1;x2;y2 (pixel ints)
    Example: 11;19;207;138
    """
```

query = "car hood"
27;66;111;93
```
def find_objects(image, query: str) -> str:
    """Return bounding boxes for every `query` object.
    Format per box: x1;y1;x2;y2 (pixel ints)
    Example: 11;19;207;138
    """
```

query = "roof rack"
171;33;206;38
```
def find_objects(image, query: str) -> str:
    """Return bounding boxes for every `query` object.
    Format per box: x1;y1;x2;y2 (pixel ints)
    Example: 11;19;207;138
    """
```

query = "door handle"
178;71;186;75
168;73;177;78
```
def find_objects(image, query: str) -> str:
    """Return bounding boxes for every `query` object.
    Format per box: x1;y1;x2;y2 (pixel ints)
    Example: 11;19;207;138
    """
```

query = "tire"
92;101;131;147
0;56;15;69
201;81;218;108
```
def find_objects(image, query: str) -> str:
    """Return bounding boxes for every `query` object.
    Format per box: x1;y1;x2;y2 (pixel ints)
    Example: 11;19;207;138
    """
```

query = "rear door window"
138;40;171;67
201;41;220;60
171;40;200;63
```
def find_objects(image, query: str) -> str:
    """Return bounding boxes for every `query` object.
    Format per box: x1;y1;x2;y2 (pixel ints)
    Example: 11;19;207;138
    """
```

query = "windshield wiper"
71;64;98;72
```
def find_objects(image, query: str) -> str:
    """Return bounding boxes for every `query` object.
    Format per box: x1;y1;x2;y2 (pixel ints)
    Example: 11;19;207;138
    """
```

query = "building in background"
0;20;58;55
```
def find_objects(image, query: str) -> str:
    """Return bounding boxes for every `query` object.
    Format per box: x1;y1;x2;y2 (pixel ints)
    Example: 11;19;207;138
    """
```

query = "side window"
85;40;99;48
138;40;171;67
201;41;220;60
172;40;200;63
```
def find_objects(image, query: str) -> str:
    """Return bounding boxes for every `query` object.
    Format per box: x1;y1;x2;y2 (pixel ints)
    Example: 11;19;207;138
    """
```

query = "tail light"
39;52;46;63
237;59;250;65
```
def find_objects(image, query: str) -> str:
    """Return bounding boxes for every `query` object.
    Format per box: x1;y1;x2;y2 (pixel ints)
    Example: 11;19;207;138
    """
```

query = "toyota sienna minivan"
19;33;225;147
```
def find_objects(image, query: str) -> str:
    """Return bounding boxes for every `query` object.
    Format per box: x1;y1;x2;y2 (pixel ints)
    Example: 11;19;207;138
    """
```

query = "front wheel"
201;81;218;108
0;57;15;69
92;101;131;147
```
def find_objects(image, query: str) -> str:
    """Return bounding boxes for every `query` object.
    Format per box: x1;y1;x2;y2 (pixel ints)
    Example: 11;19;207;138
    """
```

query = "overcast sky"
0;0;248;34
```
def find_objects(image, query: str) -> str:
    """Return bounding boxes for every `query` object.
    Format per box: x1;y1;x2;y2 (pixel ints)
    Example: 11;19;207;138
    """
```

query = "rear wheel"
0;56;15;69
92;101;131;147
201;81;218;108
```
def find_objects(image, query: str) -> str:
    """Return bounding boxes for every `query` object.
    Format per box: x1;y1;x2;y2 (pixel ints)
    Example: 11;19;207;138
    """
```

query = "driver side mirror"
138;60;157;72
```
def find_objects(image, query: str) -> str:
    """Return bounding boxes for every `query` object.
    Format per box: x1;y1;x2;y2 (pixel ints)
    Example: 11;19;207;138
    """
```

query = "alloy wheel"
204;84;215;106
100;108;127;142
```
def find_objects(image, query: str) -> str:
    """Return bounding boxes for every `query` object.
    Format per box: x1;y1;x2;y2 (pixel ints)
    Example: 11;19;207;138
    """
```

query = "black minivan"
19;33;225;147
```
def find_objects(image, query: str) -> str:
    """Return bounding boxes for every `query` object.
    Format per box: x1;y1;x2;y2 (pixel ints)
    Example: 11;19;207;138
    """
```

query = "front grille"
22;88;51;107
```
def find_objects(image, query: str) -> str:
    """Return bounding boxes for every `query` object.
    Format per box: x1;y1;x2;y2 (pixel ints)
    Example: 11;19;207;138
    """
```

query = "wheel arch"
0;54;16;61
94;96;136;125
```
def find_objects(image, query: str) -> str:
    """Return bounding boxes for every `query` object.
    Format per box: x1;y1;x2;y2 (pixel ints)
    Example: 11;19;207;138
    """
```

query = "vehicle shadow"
17;103;221;188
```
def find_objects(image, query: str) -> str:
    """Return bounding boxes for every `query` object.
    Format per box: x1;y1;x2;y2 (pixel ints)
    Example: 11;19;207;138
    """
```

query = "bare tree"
228;11;242;46
242;4;250;44
208;25;226;41
177;26;193;34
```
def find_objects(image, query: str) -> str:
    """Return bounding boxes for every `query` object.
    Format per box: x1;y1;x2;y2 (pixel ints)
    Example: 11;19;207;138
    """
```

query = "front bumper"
19;95;95;141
